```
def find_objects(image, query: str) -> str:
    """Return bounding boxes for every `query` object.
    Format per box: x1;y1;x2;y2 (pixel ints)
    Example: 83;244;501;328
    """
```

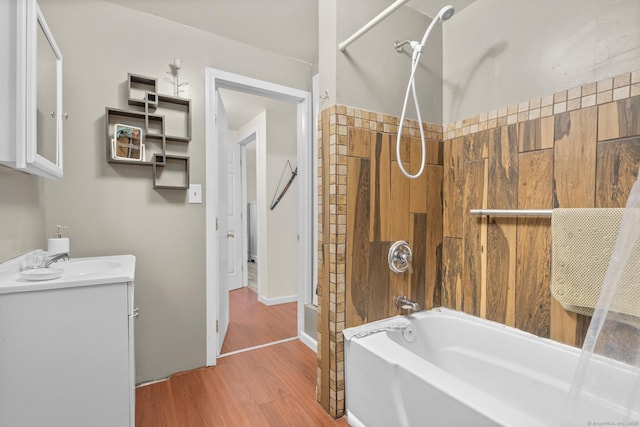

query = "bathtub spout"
395;296;421;313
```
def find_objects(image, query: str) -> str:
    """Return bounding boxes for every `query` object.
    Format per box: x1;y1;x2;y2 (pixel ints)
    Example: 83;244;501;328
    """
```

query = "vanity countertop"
0;253;136;294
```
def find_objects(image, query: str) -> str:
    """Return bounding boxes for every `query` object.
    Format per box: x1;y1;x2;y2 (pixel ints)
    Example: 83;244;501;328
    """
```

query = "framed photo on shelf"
112;123;143;161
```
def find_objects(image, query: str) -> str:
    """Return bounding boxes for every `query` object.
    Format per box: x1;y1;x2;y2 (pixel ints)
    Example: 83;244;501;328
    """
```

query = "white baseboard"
258;293;297;306
298;331;317;352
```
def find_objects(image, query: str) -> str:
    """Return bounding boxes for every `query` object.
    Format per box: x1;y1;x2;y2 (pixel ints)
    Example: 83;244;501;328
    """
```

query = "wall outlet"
189;184;202;204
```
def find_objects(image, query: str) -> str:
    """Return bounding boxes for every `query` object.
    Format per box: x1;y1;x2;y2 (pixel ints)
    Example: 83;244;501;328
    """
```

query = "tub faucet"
396;296;421;313
43;252;70;268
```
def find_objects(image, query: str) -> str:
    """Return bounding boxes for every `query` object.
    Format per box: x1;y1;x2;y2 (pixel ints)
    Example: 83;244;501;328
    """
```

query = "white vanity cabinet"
0;0;63;179
0;256;136;427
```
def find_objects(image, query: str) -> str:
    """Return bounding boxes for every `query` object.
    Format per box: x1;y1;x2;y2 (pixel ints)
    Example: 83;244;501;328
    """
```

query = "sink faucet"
43;252;70;268
396;296;420;313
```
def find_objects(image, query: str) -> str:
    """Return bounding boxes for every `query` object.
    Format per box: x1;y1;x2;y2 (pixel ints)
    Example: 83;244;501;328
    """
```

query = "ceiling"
104;0;476;65
103;0;476;128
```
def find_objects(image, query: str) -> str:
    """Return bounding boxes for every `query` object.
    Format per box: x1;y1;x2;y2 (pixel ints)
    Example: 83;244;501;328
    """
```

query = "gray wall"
36;0;311;383
321;0;443;123
0;167;45;262
443;0;640;123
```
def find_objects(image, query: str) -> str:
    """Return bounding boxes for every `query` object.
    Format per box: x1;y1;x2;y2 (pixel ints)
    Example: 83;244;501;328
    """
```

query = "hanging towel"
551;208;640;319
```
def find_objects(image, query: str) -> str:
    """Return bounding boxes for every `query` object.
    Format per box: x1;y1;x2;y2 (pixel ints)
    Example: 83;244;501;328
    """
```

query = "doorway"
205;68;314;366
218;91;299;355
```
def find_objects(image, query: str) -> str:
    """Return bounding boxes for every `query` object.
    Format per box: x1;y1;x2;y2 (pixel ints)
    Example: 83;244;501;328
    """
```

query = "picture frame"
112;123;143;161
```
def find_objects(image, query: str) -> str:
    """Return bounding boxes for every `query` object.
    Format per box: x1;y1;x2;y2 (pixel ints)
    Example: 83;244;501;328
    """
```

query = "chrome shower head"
438;5;455;21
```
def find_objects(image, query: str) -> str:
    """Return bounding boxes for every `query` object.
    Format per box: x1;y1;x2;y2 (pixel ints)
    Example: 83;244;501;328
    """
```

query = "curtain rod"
338;0;409;52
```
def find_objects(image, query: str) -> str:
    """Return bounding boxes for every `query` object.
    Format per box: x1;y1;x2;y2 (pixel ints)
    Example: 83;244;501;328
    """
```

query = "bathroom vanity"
0;255;136;427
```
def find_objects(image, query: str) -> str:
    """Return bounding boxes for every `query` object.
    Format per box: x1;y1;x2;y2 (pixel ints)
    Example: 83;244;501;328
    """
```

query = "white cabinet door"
0;0;63;179
0;283;133;427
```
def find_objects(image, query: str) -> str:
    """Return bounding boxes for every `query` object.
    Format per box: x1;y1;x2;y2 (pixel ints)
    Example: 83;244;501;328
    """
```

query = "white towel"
551;208;640;320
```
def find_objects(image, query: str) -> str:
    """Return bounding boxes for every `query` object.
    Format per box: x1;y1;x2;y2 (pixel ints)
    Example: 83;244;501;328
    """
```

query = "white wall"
321;0;443;123
236;109;297;302
37;0;311;383
443;0;640;123
245;142;256;203
265;109;298;301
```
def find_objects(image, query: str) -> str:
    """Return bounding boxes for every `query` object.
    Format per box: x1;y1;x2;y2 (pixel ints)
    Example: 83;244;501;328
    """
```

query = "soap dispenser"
47;225;70;254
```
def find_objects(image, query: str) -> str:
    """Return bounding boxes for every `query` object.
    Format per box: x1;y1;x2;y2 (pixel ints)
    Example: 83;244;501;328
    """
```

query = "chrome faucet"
43;252;70;268
396;296;421;313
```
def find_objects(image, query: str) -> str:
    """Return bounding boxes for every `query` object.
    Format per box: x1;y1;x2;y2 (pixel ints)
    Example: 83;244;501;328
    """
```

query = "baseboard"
258;293;297;306
298;331;317;352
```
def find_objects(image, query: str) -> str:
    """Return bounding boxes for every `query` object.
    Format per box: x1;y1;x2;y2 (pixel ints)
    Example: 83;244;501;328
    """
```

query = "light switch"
189;184;202;204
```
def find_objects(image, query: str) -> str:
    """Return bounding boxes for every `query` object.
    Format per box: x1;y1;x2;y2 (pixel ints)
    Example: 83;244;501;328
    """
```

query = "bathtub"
344;308;640;427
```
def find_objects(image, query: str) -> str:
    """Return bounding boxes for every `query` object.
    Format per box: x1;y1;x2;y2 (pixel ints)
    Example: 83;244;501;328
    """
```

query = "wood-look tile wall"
316;105;443;417
317;70;640;418
442;72;640;347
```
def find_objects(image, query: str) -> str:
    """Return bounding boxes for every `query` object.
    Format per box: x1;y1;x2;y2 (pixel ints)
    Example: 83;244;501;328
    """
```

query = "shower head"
438;5;455;21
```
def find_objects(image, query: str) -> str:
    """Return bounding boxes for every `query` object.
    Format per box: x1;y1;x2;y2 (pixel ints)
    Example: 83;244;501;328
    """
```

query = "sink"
59;259;123;277
0;254;136;294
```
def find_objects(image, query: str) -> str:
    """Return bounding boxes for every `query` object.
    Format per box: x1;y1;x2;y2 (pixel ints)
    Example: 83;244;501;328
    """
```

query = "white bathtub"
344;308;640;427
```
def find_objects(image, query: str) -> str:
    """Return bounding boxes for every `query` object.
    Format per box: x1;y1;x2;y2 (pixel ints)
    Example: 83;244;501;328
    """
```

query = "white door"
226;144;243;291
216;90;229;354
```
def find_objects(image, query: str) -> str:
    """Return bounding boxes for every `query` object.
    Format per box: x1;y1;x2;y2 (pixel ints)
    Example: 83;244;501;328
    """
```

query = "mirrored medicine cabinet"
0;0;63;179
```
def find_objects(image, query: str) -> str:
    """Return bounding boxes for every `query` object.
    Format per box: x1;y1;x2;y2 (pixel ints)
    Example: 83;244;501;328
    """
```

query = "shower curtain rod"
338;0;409;51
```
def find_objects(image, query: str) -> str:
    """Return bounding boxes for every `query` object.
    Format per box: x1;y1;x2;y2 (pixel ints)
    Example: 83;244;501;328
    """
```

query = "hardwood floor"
221;287;297;354
135;339;350;426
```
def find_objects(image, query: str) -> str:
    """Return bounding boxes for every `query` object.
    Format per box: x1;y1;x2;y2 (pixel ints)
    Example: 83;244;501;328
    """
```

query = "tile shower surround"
316;71;640;417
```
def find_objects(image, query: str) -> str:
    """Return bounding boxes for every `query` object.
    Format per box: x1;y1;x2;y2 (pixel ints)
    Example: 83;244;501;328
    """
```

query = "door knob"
227;232;235;238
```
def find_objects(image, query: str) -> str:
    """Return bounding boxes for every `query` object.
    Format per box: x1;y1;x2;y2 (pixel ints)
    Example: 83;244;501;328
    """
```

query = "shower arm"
393;40;412;52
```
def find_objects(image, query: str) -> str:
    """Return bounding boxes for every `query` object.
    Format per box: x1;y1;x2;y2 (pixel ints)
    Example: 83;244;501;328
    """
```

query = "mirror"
36;17;58;165
16;0;63;179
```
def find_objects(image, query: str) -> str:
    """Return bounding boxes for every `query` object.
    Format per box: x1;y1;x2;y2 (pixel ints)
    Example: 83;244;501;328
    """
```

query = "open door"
216;89;229;355
226;142;243;291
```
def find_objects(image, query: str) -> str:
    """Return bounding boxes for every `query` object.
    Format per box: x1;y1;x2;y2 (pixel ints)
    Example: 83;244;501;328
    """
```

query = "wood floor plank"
169;369;234;427
136;340;348;427
135;378;178;427
259;395;321;427
221;287;297;354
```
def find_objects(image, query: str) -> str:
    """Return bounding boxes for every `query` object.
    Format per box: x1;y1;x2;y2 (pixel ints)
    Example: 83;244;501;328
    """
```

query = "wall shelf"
105;73;192;190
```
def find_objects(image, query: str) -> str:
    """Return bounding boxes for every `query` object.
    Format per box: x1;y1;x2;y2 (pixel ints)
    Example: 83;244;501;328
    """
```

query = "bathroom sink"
59;259;123;277
0;254;135;294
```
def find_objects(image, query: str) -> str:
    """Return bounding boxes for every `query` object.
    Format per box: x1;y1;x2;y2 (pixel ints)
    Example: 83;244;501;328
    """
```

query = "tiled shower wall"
317;70;640;417
441;70;640;346
316;106;443;417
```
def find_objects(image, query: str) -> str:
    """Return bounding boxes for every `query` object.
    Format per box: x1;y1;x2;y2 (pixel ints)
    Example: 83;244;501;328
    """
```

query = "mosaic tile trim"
445;70;640;140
